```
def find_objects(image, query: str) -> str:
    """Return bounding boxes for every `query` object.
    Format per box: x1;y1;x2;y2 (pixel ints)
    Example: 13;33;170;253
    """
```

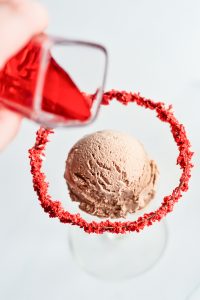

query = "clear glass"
68;220;168;280
0;34;108;128
42;98;175;280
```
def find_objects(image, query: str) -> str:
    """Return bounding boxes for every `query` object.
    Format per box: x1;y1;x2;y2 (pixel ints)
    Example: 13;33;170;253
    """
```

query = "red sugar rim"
29;90;193;234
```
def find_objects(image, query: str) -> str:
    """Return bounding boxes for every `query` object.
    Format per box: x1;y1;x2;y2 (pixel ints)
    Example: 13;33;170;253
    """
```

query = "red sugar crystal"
28;90;194;234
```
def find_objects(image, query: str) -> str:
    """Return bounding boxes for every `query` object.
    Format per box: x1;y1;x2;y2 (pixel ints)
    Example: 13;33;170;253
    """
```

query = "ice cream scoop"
64;130;158;218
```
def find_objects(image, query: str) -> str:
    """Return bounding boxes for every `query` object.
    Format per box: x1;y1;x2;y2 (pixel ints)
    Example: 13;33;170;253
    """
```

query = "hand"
0;0;48;151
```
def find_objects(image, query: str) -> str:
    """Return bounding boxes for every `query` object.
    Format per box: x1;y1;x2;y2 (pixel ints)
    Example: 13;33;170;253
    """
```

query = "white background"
1;0;200;299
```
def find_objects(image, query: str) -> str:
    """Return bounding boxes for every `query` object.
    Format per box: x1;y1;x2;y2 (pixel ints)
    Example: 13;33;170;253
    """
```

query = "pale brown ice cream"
64;130;158;218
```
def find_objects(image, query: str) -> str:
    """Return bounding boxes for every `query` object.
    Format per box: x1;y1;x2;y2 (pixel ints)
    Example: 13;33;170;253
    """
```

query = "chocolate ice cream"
64;130;158;218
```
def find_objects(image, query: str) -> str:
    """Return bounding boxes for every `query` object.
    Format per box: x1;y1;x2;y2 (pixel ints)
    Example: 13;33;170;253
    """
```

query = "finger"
0;0;23;4
0;0;49;69
0;106;22;151
0;1;48;150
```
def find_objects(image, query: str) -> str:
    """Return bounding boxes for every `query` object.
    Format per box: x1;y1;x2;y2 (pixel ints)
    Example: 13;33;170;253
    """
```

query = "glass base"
68;220;168;280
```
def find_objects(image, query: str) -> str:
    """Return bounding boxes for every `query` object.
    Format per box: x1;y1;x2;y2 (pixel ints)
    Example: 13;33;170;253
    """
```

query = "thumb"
0;106;22;151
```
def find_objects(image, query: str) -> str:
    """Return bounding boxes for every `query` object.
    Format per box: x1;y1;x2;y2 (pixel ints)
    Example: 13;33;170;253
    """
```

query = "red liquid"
0;39;91;122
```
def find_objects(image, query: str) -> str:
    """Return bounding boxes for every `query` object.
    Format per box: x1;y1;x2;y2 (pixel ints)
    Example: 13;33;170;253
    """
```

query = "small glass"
0;34;108;128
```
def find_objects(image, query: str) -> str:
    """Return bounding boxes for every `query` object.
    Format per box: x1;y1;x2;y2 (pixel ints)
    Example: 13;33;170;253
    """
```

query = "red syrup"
0;39;91;123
